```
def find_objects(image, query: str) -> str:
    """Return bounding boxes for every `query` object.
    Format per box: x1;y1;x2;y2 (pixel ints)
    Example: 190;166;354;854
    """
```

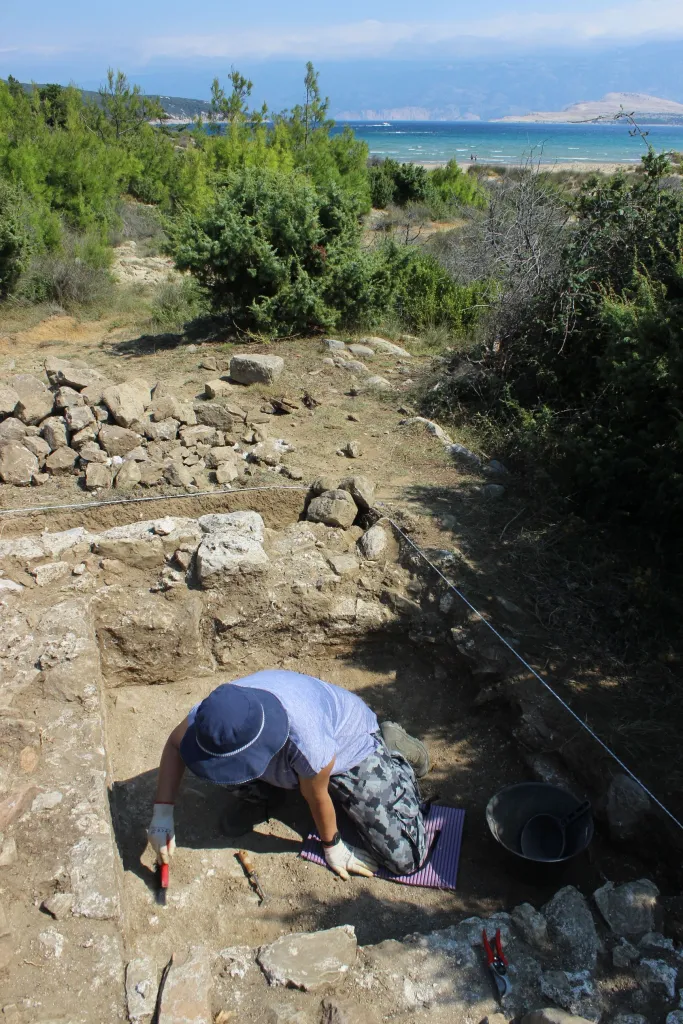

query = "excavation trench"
0;493;645;1020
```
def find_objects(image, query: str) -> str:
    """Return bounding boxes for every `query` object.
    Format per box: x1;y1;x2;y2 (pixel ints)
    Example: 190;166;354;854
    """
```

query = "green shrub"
434;151;683;553
0;178;34;296
389;245;488;333
171;166;383;335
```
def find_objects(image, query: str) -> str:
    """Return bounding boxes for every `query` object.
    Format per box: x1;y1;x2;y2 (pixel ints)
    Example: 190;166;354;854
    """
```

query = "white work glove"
324;839;378;881
147;803;176;864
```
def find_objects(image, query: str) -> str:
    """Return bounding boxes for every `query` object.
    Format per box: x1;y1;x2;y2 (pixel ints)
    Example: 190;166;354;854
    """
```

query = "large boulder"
196;511;268;587
0;384;19;417
230;353;284;385
307;489;357;529
193;402;235;432
64;404;95;433
339;475;375;511
85;463;112;490
99;425;143;457
11;374;54;425
543;886;601;971
357;524;388;561
257;926;357;992
593;879;659;936
40;416;69;449
0;442;39;485
102;382;149;428
45;447;78;474
0;417;28;442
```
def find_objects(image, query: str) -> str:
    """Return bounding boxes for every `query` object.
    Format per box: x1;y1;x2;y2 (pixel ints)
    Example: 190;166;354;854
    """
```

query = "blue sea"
332;121;683;166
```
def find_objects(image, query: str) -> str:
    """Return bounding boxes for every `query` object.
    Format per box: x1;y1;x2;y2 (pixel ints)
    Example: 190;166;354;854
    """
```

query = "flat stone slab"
257;925;357;991
158;946;211;1024
230;353;284;385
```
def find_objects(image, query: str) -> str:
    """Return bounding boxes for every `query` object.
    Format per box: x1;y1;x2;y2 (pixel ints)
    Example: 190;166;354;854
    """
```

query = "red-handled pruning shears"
482;928;511;1000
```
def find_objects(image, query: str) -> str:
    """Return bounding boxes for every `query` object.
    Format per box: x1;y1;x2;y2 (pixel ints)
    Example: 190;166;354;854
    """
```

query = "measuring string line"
1;484;680;832
378;508;683;834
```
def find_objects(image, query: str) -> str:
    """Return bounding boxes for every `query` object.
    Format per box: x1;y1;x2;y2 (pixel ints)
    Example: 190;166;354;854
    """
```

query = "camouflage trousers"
328;737;427;874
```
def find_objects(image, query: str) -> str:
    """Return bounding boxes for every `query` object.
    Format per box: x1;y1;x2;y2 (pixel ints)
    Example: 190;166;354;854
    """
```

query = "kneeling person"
147;669;430;879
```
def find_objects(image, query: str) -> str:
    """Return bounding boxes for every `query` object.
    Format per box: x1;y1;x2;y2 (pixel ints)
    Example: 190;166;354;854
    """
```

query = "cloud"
138;2;683;61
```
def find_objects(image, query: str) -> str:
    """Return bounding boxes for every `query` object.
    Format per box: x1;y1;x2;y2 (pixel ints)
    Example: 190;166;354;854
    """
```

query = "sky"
1;0;683;115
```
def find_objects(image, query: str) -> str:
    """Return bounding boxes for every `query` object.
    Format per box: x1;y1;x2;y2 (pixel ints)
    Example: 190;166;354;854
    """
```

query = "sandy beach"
417;160;638;173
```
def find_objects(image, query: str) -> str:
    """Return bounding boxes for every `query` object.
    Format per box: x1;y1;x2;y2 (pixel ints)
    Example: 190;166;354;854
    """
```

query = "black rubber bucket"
486;782;594;864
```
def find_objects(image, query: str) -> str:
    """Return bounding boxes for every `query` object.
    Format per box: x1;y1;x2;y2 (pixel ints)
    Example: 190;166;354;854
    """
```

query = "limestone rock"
194;402;235;432
230;353;284;385
180;424;219;447
359;336;412;357
30;561;70;587
215;461;239;484
257;925;357;992
139;463;165;487
41;893;74;921
639;931;674;953
347;344;375;358
148;395;184;422
115;461;142;488
606;774;651;840
0;416;28;441
64;404;95;432
0;837;18;866
11;373;54;424
539;970;599;1021
0;785;40;829
307;490;357;529
323;339;346;352
636;958;677;1000
164;462;194;488
481;483;506;500
68;835;120;919
204;379;233;399
339;441;361;459
95;587;211;685
99;424;142;457
0;441;39;485
364;375;393;392
21;435;50;462
593;879;659;936
54;386;84;410
512;903;549;949
249;438;283;467
205;447;240;469
0;384;19;417
94;529;165;569
41;416;69;449
337;359;368;375
357;524;388;561
309;476;340;496
126;956;158;1022
49;365;109;391
143;417;179;442
196;511;268;586
70;423;99;449
102;382;147;428
339;475;375;511
85;463;112;490
320;997;380;1024
543;886;601;970
45;446;78;474
158;946;211;1024
666;1014;683;1024
326;552;360;578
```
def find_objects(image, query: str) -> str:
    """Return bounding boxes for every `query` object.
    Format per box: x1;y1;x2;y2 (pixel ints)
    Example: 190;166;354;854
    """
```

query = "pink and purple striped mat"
301;804;465;890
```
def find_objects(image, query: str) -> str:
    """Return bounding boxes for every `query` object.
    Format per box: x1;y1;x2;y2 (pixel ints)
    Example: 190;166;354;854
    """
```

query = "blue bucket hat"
180;683;289;785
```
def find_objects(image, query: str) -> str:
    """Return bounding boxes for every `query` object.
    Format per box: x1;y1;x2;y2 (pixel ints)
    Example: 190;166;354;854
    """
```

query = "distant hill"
16;81;210;120
496;92;683;124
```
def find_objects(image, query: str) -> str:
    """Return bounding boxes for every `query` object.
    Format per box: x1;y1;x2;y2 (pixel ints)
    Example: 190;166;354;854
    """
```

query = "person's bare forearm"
303;788;338;844
155;722;188;804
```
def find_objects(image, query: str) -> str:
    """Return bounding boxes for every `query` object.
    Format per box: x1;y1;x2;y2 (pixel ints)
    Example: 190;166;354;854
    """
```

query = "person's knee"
381;835;425;875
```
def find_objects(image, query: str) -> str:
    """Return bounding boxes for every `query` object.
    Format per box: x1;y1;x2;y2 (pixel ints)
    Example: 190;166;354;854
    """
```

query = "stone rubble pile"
320;336;414;392
0;353;297;492
118;878;683;1023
